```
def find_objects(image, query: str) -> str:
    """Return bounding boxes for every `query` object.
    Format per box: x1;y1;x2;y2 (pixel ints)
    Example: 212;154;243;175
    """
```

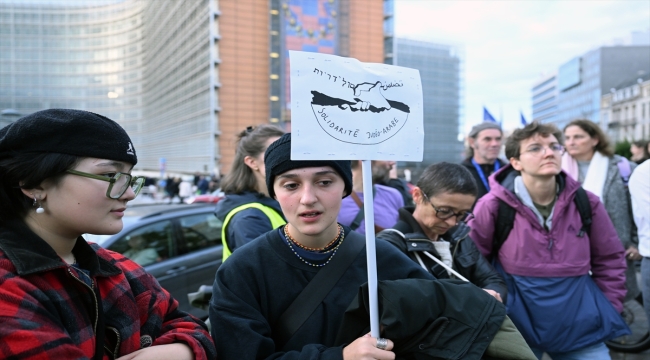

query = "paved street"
610;348;650;359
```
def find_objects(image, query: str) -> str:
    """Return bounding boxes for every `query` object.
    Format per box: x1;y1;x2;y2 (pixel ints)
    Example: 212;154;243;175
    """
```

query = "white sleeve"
629;160;650;256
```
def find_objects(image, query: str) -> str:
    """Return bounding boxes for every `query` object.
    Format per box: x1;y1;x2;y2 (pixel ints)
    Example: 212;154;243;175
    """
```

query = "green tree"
614;139;632;159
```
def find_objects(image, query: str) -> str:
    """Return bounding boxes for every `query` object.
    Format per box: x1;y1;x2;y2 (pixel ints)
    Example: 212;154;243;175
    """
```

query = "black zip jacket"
336;278;506;359
378;207;507;302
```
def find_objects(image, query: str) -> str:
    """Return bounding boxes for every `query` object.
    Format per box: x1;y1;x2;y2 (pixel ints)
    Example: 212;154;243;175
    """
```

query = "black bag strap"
350;186;383;232
573;187;592;238
349;192;365;231
275;231;366;349
492;187;592;259
492;200;516;261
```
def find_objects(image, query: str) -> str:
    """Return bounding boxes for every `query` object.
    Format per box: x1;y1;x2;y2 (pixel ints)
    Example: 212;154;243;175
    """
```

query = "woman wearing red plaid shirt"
0;109;216;360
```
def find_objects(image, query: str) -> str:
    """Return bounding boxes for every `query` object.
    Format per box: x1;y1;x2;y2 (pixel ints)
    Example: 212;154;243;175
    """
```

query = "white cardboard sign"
289;51;423;161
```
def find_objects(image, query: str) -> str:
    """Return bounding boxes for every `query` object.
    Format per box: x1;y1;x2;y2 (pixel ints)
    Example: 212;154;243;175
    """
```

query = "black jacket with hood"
214;191;285;254
336;278;506;360
378;207;507;302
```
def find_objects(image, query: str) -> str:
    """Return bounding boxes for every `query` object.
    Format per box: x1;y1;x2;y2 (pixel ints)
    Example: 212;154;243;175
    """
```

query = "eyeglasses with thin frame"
521;144;565;157
66;169;145;199
421;192;474;222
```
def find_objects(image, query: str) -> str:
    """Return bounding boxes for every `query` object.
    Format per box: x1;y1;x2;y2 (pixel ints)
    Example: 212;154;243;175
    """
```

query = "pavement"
610;349;650;359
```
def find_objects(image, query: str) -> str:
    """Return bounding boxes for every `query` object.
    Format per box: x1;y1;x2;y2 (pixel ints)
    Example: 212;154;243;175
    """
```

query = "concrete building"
265;0;384;134
0;0;386;175
531;45;650;129
600;73;650;142
391;38;464;176
531;72;558;123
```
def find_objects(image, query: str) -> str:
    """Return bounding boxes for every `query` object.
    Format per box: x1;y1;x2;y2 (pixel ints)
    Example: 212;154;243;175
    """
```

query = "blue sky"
394;0;650;133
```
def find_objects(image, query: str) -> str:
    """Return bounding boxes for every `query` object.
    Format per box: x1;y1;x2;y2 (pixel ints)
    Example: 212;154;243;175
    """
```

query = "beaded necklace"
284;224;341;252
282;225;344;267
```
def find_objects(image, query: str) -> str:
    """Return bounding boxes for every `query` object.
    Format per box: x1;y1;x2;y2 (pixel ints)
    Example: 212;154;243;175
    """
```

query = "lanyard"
471;158;500;192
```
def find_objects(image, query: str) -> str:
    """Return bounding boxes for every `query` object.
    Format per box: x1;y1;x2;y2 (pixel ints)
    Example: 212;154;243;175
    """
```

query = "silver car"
85;203;222;319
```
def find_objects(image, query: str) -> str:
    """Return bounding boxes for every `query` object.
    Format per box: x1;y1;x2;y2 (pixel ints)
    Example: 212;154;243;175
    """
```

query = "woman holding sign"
209;133;519;359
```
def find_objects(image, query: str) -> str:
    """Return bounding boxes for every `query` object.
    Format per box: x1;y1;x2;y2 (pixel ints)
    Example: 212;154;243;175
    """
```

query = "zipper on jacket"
449;238;462;277
104;326;121;359
67;268;99;345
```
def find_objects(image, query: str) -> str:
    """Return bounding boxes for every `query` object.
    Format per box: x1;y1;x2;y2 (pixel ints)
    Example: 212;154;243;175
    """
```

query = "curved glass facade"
0;0;144;126
0;0;220;174
140;0;216;173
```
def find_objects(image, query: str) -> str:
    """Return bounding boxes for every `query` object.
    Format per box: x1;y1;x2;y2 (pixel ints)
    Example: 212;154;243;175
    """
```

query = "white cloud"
394;0;650;132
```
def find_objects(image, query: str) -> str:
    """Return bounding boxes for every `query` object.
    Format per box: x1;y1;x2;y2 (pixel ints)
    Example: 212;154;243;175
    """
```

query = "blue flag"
483;107;497;123
520;112;527;126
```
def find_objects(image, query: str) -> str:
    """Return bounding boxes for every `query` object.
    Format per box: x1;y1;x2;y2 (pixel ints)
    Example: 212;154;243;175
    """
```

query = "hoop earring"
33;197;45;214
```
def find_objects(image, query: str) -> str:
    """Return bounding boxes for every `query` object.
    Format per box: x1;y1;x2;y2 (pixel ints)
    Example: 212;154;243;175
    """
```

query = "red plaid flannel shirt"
0;219;216;360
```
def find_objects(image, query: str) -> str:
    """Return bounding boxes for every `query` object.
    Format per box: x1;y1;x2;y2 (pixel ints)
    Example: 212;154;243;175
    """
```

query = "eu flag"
520;112;527;126
483;107;497;123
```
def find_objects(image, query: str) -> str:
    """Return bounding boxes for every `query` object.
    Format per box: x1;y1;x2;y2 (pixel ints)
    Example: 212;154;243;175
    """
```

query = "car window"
178;213;222;254
107;220;174;266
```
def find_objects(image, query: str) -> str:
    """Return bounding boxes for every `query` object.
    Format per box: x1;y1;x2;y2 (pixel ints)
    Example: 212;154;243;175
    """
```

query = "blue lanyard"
471;159;500;192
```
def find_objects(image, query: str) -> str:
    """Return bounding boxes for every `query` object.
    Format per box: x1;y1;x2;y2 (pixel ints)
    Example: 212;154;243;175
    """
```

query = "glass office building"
0;0;220;174
383;0;394;65
392;38;464;175
531;72;558;123
0;0;145;129
533;46;650;129
1;0;385;175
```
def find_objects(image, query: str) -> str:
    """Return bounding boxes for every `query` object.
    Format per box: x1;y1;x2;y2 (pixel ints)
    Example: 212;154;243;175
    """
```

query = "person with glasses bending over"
470;122;628;360
377;162;507;303
0;109;216;360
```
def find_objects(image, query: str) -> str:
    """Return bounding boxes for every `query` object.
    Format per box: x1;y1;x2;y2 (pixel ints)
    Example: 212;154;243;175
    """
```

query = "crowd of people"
0;108;648;360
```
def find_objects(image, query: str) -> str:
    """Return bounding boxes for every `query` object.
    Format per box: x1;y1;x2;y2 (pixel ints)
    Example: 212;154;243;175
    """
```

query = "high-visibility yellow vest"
221;203;285;262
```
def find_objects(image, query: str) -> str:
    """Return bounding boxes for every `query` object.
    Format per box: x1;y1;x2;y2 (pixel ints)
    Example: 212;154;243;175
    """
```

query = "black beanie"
265;133;352;199
0;109;137;165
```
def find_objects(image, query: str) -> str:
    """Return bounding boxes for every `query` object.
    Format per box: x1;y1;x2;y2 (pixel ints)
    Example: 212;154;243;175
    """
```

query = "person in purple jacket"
469;121;629;360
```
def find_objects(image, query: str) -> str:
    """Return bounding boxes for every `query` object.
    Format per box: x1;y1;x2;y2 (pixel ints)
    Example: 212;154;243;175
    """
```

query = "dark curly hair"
0;153;80;222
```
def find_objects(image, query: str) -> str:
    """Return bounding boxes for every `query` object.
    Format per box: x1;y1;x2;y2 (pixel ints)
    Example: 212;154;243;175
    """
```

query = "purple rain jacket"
469;165;626;313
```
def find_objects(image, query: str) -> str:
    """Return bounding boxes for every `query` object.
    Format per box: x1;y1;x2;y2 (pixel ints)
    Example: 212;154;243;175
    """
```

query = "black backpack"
491;187;592;260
